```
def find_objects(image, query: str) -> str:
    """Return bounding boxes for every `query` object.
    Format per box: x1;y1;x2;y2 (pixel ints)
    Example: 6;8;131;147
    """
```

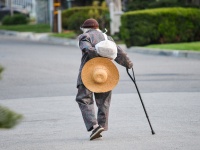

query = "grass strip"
146;42;200;51
0;24;50;33
50;31;77;39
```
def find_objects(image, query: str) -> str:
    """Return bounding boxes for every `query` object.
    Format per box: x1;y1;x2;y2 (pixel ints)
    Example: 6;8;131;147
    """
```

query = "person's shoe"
90;125;104;140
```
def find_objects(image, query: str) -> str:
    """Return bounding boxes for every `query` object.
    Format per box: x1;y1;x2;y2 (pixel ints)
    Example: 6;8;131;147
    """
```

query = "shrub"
67;12;88;31
120;7;200;47
126;0;198;11
0;65;3;79
62;6;110;34
2;14;28;25
0;105;23;129
0;65;3;73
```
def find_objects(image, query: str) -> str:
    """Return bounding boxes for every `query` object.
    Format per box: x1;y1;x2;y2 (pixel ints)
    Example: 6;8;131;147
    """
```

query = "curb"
127;46;200;60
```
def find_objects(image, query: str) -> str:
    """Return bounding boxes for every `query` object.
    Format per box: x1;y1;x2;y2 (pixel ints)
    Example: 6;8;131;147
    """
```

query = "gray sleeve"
107;36;133;69
78;33;99;59
115;45;133;69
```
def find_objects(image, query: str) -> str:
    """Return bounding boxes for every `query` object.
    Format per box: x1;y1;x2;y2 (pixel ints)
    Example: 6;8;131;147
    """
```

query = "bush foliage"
120;7;200;47
126;0;198;11
2;14;28;25
0;65;3;74
0;105;23;129
0;65;3;80
62;6;110;34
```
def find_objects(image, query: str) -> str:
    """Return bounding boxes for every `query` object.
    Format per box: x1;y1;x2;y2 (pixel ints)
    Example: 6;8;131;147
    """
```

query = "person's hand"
127;61;133;69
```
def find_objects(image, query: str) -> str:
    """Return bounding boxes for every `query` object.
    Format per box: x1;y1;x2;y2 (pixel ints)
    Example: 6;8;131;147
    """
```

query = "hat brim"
81;57;119;93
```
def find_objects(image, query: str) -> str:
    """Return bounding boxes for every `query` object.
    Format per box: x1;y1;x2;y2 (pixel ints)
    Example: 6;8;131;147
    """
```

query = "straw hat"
81;57;119;93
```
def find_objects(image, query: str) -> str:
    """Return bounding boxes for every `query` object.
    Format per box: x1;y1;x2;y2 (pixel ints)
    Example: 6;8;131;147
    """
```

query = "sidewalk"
0;92;200;150
1;30;200;59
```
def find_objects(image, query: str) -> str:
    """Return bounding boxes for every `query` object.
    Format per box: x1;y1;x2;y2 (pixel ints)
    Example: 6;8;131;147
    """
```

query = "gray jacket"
77;29;133;88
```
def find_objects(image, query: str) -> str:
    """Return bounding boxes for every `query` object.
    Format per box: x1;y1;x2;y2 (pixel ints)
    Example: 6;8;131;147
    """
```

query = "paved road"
0;36;200;150
0;36;200;99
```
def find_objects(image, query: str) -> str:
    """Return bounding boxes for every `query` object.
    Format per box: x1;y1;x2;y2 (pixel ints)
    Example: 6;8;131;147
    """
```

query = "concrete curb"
127;46;200;60
1;30;200;59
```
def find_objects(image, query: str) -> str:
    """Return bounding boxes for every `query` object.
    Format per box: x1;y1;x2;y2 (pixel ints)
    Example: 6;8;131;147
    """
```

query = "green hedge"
126;0;198;11
120;7;200;47
62;6;110;33
2;14;28;25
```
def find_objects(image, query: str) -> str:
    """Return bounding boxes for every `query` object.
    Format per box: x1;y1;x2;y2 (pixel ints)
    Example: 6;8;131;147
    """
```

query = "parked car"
0;7;29;20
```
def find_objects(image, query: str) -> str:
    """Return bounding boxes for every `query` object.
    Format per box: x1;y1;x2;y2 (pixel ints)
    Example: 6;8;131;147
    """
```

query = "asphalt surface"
0;36;200;99
0;35;200;150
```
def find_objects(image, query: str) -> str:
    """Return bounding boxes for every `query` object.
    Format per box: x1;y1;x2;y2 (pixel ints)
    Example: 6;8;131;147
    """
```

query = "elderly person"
76;18;133;140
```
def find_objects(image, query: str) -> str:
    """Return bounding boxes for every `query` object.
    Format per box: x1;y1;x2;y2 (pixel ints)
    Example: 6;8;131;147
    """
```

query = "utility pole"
53;0;62;33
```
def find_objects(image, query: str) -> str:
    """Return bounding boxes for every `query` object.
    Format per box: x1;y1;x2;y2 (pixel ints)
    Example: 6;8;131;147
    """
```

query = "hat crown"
92;67;108;84
81;18;99;29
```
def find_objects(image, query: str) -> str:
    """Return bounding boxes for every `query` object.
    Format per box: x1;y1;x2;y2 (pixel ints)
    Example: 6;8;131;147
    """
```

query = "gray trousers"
76;84;112;131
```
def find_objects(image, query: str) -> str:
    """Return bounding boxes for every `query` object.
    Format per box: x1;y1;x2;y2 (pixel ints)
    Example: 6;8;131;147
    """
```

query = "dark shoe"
90;125;104;140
